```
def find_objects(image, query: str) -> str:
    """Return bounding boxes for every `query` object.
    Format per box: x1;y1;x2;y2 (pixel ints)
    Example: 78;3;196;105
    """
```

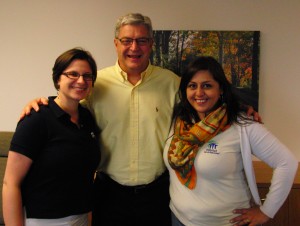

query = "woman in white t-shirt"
164;56;298;226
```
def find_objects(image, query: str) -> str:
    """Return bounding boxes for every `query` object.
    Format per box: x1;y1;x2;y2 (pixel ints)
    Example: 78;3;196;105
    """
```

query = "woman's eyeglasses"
62;72;94;81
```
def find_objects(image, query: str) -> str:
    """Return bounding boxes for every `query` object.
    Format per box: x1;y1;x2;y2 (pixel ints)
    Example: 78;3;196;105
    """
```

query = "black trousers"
92;171;171;226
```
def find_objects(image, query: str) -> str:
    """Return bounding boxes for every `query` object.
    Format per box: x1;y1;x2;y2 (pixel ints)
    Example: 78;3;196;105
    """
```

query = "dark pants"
92;171;171;226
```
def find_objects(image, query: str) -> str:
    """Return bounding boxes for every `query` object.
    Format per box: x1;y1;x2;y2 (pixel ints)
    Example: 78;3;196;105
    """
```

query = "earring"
220;94;224;103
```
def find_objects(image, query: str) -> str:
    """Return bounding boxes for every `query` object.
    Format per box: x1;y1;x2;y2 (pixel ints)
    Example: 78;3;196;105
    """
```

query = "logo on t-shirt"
204;140;220;154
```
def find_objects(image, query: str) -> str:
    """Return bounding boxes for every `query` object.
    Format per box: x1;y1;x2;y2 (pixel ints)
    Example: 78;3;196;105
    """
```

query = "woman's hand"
230;206;270;226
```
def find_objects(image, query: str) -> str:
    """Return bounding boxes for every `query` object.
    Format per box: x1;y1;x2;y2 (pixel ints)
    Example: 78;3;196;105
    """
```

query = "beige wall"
1;0;300;159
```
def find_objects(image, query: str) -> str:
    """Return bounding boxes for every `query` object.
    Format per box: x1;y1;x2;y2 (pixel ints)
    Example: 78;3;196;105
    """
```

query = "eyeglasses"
62;72;94;81
117;38;151;46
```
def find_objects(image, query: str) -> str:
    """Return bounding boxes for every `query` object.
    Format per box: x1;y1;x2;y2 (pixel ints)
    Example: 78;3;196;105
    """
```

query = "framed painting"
150;30;260;110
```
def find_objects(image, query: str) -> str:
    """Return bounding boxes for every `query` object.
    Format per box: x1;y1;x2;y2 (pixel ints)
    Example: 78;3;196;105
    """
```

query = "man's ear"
149;38;154;48
114;38;118;48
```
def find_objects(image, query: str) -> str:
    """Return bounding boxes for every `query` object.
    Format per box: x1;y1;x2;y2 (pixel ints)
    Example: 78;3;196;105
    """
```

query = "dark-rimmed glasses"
116;38;151;46
62;72;94;81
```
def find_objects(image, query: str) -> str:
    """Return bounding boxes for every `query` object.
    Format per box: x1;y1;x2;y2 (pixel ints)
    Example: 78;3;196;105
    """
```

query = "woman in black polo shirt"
3;48;100;226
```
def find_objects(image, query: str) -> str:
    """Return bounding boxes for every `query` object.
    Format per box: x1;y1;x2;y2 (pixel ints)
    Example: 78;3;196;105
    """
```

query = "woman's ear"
56;77;61;90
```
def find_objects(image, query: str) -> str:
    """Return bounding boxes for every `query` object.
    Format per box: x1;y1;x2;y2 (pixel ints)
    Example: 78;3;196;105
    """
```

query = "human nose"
130;40;140;50
76;75;85;83
195;87;204;96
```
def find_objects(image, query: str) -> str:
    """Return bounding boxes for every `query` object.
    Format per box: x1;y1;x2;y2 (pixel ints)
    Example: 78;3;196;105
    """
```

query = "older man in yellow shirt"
86;13;180;226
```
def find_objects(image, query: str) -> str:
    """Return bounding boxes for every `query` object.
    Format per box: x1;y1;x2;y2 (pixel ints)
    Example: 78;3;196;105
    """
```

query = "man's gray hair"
115;13;153;38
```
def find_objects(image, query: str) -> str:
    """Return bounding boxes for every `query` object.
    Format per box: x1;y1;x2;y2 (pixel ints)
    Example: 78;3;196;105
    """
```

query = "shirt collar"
115;61;154;83
48;96;84;119
48;96;67;119
48;97;88;130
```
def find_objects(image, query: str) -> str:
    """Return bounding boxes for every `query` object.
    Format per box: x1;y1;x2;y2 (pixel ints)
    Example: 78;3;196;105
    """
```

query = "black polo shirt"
10;97;100;219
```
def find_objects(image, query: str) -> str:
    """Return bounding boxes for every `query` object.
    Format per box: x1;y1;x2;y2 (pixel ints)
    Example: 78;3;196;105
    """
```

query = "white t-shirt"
164;126;251;226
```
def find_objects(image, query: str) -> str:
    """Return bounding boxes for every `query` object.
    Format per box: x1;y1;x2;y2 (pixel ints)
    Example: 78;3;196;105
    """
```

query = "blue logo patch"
204;140;220;154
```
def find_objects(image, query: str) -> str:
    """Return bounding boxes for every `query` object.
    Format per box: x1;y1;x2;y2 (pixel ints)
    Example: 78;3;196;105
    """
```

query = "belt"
96;171;169;194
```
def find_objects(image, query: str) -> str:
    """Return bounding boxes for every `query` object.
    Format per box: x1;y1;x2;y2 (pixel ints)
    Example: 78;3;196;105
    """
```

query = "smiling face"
186;70;222;120
57;59;93;104
114;24;153;76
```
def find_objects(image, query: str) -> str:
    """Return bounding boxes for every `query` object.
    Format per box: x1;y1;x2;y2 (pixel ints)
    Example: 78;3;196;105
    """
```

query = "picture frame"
150;30;260;110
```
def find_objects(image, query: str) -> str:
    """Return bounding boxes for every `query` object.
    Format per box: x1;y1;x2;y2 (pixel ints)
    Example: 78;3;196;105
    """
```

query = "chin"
71;95;86;102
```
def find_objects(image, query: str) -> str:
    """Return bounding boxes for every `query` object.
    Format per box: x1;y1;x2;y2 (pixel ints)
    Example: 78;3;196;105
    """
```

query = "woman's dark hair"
52;47;97;90
172;56;250;126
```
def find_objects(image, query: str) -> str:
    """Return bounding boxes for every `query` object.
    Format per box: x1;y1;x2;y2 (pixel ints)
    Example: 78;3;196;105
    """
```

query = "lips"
195;99;207;103
72;86;88;91
127;54;142;59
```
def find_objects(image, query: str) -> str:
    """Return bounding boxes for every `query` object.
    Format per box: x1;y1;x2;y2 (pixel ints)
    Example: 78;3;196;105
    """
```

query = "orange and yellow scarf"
167;104;230;189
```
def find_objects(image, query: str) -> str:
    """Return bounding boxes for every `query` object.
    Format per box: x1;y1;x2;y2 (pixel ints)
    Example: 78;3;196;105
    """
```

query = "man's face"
114;24;153;76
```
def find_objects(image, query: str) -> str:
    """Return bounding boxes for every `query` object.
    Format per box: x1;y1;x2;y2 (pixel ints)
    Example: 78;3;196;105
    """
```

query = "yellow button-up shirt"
84;62;180;185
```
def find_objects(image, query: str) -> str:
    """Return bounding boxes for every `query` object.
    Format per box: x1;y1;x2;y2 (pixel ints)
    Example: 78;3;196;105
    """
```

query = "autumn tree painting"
150;30;260;110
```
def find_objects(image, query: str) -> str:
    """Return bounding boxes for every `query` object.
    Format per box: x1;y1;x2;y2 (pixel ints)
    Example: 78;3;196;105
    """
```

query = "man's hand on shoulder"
246;105;263;123
19;97;49;119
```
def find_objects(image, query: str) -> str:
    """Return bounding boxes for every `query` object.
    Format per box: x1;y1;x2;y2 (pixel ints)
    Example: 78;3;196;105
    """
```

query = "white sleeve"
246;123;298;218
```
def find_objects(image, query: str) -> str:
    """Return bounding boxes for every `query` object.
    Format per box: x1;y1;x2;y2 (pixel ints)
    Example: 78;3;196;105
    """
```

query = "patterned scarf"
167;104;230;189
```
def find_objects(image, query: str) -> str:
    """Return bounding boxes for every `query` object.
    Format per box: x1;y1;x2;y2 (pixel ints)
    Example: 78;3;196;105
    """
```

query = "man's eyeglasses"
62;72;94;81
117;38;151;46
